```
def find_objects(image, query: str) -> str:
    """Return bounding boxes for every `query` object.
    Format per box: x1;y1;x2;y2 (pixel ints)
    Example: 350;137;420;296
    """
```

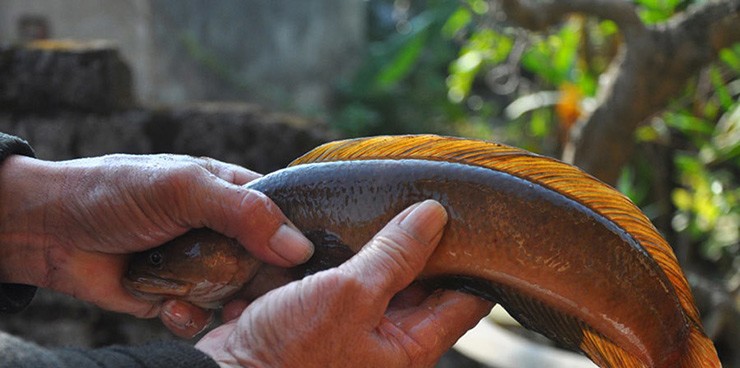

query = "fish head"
123;229;263;308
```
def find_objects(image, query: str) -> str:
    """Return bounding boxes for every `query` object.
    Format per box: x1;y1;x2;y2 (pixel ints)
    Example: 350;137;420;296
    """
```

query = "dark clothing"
0;133;38;314
0;331;218;368
0;133;219;368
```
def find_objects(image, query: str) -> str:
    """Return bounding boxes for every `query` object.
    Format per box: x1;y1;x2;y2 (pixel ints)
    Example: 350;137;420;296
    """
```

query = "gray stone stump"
0;40;133;112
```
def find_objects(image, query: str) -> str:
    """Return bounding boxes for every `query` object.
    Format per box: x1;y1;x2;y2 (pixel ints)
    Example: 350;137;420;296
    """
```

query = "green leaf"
375;30;429;89
672;188;693;211
664;111;715;143
522;41;561;84
719;47;740;72
448;28;513;101
530;108;551;137
599;20;619;36
675;153;703;177
635;0;681;23
710;66;734;109
552;22;579;79
442;7;471;38
636;125;660;142
466;0;489;15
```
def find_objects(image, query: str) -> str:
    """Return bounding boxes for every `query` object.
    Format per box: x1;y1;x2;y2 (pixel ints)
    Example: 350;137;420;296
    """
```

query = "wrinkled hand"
0;154;313;337
195;200;494;368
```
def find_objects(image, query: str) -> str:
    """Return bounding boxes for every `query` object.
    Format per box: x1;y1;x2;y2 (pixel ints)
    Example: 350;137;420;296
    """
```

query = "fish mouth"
122;276;192;301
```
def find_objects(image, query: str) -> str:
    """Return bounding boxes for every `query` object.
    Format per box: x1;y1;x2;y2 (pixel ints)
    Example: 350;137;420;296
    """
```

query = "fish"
123;135;721;368
125;228;261;309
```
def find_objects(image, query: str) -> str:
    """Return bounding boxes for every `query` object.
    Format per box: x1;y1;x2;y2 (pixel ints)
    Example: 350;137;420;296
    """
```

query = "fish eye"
148;251;163;267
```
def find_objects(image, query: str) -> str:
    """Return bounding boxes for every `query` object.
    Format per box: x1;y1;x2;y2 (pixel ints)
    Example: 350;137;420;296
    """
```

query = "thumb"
339;200;448;312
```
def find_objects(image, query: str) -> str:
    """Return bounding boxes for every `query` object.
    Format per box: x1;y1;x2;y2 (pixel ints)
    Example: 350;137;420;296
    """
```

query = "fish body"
124;135;720;368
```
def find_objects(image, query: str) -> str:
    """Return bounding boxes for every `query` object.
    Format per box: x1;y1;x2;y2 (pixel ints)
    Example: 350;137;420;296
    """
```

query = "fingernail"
269;224;314;264
162;302;192;330
399;200;448;244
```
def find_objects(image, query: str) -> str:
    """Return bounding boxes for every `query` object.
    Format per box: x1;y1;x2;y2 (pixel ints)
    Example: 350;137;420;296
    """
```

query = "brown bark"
496;0;740;184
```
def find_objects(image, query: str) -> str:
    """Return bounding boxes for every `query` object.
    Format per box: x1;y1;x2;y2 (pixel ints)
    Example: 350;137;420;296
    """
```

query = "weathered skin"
123;136;719;368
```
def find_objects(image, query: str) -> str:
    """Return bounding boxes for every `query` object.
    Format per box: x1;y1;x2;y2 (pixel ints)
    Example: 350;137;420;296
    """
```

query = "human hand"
195;200;494;368
0;154;313;337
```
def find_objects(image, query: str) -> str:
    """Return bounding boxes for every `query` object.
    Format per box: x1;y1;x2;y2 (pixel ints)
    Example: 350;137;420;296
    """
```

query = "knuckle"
333;272;365;294
151;160;205;188
370;233;419;275
235;189;277;224
379;320;426;367
322;271;365;297
194;156;230;181
240;190;283;223
238;189;270;211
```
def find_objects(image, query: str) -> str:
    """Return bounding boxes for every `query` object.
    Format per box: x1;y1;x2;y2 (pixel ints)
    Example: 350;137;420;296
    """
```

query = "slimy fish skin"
124;135;721;368
125;229;261;309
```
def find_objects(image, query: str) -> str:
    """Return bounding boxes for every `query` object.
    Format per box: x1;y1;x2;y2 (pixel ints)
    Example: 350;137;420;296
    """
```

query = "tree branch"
497;0;646;41
669;0;740;54
496;0;740;184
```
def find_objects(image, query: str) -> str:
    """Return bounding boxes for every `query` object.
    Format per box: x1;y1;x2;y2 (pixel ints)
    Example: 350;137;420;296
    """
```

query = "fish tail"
676;324;721;368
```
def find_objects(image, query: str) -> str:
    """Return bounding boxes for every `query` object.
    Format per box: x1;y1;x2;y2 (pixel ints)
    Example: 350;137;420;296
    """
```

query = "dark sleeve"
0;132;35;161
0;331;219;368
0;132;38;313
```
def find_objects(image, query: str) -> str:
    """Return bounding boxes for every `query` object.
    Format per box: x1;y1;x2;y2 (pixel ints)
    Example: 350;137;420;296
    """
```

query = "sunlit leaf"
672;188;693;211
442;7;471;37
664;111;715;142
375;30;429;88
466;0;489;15
599;20;619;36
636;125;660;142
635;0;681;23
719;46;740;72
710;66;734;109
530;108;551;137
552;21;580;79
448;28;513;101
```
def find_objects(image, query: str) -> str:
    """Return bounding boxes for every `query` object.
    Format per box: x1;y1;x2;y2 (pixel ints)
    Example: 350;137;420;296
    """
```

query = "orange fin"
292;134;719;367
490;282;646;367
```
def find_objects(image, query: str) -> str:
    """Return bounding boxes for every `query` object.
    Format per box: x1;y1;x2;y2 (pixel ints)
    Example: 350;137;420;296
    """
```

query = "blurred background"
0;0;737;367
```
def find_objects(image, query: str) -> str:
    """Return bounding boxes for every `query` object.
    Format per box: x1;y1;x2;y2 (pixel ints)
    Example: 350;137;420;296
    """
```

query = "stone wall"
0;104;331;172
0;0;366;112
0;42;332;170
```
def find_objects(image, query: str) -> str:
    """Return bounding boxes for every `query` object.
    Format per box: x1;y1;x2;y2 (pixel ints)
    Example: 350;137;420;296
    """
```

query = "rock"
0;103;332;172
0;39;134;113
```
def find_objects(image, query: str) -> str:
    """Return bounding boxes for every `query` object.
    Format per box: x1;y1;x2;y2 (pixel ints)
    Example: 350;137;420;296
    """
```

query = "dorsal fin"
291;134;716;366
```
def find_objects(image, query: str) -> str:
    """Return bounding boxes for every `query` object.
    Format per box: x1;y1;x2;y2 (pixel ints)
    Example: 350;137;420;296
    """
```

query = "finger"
160;300;215;338
188;181;313;267
387;290;494;363
221;299;250;322
196;157;262;186
339;200;447;306
50;251;161;318
387;282;431;311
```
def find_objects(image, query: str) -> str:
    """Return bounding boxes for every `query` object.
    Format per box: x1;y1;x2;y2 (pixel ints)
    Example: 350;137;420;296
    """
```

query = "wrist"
0;155;59;286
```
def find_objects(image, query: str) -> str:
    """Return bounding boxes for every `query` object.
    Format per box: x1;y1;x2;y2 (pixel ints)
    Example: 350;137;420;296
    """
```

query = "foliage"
332;0;465;136
334;0;739;278
335;4;738;363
